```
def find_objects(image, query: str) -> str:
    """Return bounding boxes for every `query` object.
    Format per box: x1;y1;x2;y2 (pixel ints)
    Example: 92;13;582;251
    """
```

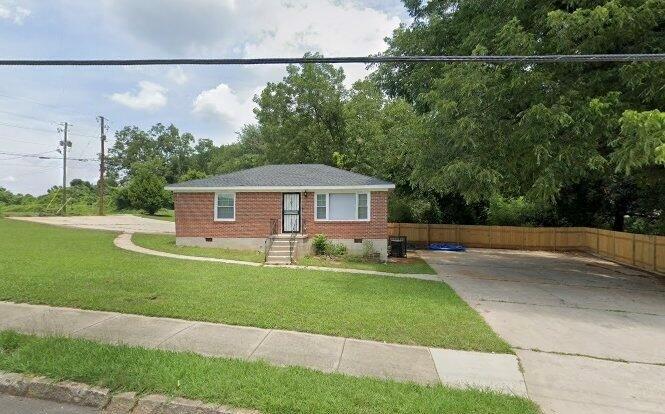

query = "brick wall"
174;192;282;238
174;191;388;239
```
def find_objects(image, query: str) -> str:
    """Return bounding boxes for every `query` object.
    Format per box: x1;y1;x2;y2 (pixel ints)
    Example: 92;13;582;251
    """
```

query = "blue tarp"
428;243;466;252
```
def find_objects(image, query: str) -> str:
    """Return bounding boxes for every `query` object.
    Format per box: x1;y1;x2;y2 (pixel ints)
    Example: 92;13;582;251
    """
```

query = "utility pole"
58;122;72;215
97;116;107;216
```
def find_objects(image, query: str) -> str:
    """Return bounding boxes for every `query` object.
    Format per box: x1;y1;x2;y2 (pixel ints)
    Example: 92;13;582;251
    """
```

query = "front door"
282;193;301;233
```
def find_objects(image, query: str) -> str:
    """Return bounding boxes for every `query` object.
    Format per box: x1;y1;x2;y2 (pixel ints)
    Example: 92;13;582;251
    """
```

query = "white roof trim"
165;184;395;192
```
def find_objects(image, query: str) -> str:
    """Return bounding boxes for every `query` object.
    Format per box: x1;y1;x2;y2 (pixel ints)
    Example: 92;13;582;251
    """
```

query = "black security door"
282;193;301;233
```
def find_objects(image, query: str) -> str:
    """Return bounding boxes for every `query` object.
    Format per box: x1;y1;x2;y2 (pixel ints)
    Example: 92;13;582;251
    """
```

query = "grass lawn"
299;254;436;274
0;218;511;352
132;233;435;273
0;332;538;414
136;209;175;222
132;233;264;263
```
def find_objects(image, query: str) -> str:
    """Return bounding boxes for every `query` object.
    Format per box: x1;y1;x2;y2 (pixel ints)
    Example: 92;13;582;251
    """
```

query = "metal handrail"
264;219;278;263
288;230;297;264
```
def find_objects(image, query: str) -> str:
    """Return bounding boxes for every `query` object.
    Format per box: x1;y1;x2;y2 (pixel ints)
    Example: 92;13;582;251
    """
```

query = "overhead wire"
0;54;663;65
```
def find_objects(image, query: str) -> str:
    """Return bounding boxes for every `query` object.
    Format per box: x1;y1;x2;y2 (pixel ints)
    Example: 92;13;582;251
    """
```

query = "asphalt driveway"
420;248;665;414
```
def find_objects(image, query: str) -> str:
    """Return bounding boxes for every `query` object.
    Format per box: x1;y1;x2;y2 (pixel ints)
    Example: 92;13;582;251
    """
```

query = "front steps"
265;234;308;265
266;238;292;265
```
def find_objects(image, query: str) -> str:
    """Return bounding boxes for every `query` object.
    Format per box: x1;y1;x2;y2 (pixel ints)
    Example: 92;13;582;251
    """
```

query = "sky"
0;0;409;194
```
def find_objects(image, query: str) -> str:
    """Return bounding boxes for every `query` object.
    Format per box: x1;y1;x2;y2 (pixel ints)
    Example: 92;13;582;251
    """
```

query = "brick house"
166;164;395;263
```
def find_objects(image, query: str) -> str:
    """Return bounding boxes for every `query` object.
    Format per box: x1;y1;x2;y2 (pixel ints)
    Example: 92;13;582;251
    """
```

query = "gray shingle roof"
166;164;394;190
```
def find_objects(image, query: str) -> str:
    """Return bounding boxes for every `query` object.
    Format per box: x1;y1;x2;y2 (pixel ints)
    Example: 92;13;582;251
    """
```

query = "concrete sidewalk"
0;301;526;396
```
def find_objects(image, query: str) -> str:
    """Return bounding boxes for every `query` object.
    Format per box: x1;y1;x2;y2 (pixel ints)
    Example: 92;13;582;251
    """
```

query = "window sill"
314;219;371;223
214;218;236;222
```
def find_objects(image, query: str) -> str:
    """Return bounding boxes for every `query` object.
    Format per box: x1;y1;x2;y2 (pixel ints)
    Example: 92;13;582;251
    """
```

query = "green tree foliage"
375;0;665;230
178;169;208;182
125;160;170;215
253;56;347;164
612;110;665;173
108;123;198;184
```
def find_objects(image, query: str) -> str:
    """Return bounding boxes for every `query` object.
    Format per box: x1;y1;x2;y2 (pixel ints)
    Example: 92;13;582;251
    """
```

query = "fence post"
596;228;600;254
488;226;492;249
397;222;401;237
522;227;526;250
632;233;636;266
654;235;658;272
553;228;557;251
426;223;431;247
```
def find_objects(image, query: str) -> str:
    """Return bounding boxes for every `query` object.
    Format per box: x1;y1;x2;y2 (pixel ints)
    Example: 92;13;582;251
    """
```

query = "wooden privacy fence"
388;223;665;275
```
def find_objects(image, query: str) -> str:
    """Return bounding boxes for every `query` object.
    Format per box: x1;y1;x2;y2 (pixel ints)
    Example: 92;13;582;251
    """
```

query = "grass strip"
299;254;437;274
132;233;264;263
0;331;538;414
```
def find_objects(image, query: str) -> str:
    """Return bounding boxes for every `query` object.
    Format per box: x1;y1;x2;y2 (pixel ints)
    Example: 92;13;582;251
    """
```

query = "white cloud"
103;0;237;53
110;81;168;111
167;67;188;85
1;175;16;182
0;2;30;24
192;83;261;131
103;0;400;83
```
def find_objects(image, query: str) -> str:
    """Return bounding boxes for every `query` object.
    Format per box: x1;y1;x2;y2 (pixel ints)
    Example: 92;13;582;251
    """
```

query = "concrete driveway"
10;214;175;234
420;248;665;414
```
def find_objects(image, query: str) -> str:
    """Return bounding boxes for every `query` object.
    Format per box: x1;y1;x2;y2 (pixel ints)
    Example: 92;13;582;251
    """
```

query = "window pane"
217;193;234;219
218;193;234;207
329;193;356;220
217;206;234;219
316;194;327;219
357;193;367;207
357;193;368;219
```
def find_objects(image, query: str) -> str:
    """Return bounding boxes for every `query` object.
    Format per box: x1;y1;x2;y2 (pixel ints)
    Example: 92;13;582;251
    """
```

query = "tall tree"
107;123;195;183
253;57;347;164
376;0;665;229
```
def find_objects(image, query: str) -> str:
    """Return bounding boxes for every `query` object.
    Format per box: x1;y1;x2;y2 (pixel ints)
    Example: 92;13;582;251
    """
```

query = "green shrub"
125;160;170;215
362;240;375;257
312;234;347;257
325;242;347;256
487;195;542;226
312;234;328;255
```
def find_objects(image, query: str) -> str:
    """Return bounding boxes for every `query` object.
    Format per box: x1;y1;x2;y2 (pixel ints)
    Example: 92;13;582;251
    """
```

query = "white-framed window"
357;193;368;220
215;192;235;221
314;192;370;221
316;193;328;220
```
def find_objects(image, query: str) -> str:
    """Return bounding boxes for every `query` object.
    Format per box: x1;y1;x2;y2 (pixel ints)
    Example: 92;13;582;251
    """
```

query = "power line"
0;120;98;139
0;120;58;134
0;135;53;146
0;109;59;125
0;93;106;126
0;54;662;66
0;150;59;160
0;150;97;162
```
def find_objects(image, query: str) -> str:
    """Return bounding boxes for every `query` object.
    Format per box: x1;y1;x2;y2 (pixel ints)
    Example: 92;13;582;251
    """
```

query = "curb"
0;371;258;414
